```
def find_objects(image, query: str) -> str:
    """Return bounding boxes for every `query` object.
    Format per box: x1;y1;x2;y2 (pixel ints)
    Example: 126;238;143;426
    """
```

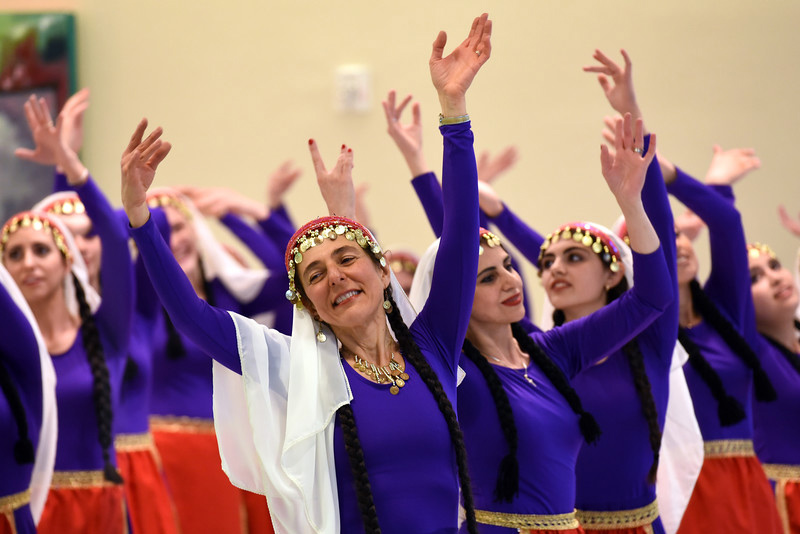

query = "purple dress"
0;281;43;534
131;122;479;533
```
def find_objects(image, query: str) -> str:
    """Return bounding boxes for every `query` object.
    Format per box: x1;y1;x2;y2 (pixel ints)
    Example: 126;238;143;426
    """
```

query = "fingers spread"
308;139;328;176
124;119;149;155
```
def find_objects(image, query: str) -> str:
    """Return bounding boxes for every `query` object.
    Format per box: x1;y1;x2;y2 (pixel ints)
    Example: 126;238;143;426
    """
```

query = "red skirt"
677;440;782;534
36;471;125;534
151;416;274;534
763;464;800;534
577;500;659;534
116;432;180;534
0;490;35;534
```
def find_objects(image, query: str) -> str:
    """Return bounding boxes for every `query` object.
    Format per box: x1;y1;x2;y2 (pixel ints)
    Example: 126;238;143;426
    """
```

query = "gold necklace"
351;352;410;395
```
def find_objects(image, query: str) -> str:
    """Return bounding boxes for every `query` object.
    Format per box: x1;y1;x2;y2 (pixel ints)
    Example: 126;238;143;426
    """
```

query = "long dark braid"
678;330;745;426
461;338;520;503
73;273;123;484
553;277;661;483
0;359;35;464
337;403;381;534
511;323;601;444
689;279;777;402
384;287;479;534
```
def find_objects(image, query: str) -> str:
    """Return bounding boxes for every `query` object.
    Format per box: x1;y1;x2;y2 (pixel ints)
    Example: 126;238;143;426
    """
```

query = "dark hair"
294;264;478;533
0;360;35;464
73;273;123;484
554;276;661;484
760;320;800;376
687;279;777;402
462;324;601;503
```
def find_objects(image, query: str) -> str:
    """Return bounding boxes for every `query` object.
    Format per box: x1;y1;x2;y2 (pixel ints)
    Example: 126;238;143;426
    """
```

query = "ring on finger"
633;147;643;154
475;50;482;56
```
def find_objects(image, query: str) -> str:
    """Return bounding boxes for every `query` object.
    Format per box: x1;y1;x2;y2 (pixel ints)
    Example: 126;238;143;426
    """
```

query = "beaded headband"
747;242;777;260
38;194;86;216
385;250;419;275
284;216;385;308
538;222;622;273
146;191;193;221
479;228;502;255
0;211;72;261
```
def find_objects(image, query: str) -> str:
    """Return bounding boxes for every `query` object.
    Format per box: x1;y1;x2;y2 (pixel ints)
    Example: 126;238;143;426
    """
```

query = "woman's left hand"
121;119;172;228
308;140;355;219
429;13;492;116
600;113;656;206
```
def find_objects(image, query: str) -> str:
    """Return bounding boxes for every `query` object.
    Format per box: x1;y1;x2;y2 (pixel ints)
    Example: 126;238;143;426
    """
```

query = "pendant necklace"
489;354;536;387
351;352;410;395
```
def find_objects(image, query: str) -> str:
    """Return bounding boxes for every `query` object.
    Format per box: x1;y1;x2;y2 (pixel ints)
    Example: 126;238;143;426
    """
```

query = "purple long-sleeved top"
752;337;800;466
667;168;758;442
0;280;42;534
458;248;671;534
131;122;479;533
52;176;132;471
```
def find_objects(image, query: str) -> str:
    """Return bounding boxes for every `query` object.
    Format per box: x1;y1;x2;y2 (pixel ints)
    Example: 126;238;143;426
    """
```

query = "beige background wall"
5;0;800;320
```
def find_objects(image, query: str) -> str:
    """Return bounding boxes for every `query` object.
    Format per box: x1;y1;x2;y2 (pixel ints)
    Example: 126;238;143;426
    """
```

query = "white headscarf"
0;262;57;524
211;227;417;534
148;188;270;304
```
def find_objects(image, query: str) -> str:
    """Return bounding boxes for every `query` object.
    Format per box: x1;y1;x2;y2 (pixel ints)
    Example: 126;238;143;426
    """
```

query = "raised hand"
267;160;302;210
583;49;643;125
308;139;355;218
354;183;372;227
382;90;428;177
176;186;268;220
600;113;656;207
777;205;800;238
704;144;761;186
121;119;172;228
477;145;518;184
60;87;90;155
429;13;492;116
675;209;706;242
14;94;88;184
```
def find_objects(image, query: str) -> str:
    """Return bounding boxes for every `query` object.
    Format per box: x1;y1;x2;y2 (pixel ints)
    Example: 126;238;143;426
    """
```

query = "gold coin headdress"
538;222;622;273
1;211;72;261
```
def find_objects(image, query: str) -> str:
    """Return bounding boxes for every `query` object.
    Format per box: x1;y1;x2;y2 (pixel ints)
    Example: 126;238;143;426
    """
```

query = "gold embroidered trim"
703;439;754;458
149;416;215;434
115;431;155;452
51;470;117;488
763;463;800;481
475;509;579;529
576;500;659;529
0;489;30;513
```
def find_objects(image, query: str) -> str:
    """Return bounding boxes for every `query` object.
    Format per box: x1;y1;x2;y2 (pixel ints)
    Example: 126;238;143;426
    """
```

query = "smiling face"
2;226;70;306
539;238;623;321
295;238;391;329
163;205;200;276
675;230;699;286
749;251;799;330
470;245;525;327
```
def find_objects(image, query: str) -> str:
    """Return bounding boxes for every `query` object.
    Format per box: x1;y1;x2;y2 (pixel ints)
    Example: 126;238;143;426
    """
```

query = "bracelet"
439;113;470;126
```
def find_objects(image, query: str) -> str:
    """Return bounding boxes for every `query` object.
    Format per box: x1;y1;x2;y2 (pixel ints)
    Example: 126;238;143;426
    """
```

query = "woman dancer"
122;13;491;534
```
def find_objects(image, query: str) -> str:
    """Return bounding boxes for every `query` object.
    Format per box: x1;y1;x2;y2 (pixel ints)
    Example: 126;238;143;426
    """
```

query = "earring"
382;288;393;314
315;320;327;343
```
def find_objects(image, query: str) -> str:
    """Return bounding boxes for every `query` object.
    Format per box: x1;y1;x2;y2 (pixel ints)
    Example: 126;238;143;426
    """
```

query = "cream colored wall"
6;0;800;320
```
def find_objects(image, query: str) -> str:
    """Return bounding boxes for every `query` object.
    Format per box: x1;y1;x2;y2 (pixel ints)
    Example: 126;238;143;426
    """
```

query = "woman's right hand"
382;90;429;177
429;13;492;117
308;139;355;219
121;119;172;228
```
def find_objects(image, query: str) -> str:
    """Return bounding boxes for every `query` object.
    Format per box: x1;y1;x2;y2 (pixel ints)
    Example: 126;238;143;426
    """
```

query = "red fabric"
153;428;245;534
36;485;125;534
116;447;181;534
581;527;649;534
778;479;800;534
0;513;13;534
241;489;276;534
524;529;584;534
677;455;782;534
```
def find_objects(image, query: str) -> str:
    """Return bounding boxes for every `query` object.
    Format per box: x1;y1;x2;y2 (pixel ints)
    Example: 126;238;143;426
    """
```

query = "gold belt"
475;509;580;529
51;470;118;489
763;463;800;481
576;500;659;530
115;431;155;452
149;415;215;434
0;489;30;513
703;439;755;458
